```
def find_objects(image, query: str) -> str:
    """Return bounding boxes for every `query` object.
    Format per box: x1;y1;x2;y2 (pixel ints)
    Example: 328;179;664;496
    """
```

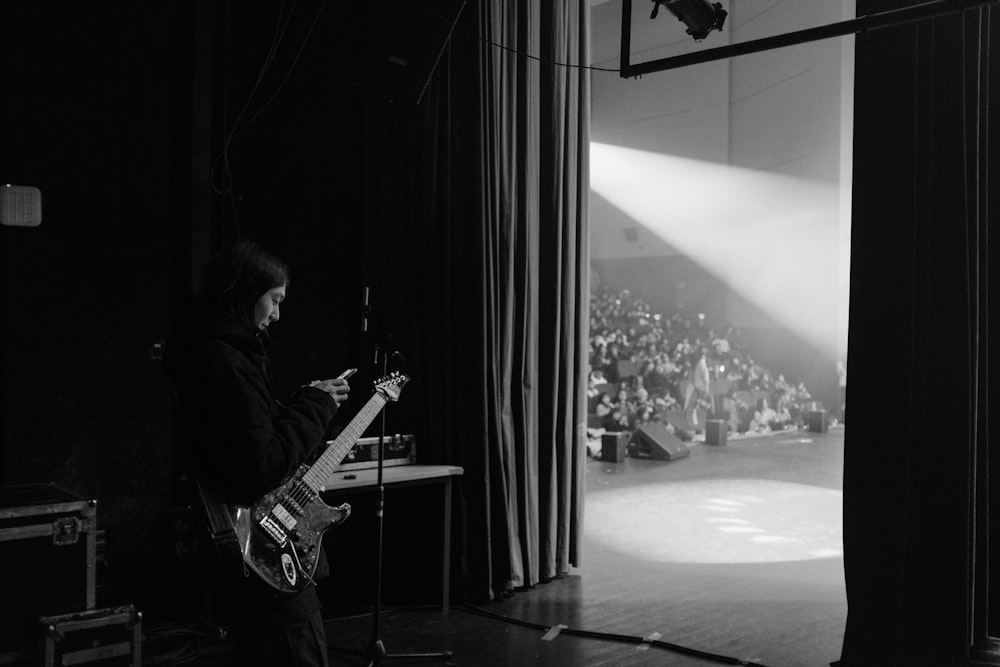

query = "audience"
587;287;827;452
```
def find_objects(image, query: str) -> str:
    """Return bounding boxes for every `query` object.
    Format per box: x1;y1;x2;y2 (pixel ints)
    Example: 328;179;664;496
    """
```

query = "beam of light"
584;477;843;564
590;142;845;356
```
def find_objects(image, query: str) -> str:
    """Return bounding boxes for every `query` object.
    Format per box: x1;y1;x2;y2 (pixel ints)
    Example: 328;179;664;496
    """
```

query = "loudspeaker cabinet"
627;423;690;461
806;410;829;433
705;419;728;446
601;431;629;462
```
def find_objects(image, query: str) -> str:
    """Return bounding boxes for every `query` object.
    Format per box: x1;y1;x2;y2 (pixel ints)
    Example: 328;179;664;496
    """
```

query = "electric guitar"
230;371;410;593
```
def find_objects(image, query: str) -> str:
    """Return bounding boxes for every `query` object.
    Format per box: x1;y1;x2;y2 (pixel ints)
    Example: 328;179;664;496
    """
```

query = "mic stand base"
365;638;453;665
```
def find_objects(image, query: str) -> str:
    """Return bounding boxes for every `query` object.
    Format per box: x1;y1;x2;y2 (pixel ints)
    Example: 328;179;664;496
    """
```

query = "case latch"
52;517;80;546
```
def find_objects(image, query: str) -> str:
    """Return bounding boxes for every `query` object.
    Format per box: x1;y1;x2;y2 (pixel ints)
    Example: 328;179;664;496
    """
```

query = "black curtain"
356;0;590;601
840;2;997;664
0;0;590;615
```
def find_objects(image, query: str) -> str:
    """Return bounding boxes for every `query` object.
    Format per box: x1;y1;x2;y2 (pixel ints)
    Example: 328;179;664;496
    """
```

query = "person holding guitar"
164;240;350;667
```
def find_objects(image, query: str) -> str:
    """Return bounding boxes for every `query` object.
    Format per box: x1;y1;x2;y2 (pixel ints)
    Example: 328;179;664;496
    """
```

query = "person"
719;388;746;434
594;392;614;418
837;359;847;423
751;397;778;433
682;348;712;430
771;394;793;430
163;241;350;667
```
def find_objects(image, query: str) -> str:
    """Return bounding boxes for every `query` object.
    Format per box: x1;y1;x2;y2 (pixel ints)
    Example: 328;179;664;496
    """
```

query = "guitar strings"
283;398;387;514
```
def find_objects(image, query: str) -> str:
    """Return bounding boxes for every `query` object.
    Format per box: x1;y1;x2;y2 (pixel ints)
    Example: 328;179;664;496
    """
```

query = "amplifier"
334;434;416;471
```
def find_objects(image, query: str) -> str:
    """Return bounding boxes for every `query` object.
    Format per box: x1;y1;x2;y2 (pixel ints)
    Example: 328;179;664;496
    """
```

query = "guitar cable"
455;603;774;667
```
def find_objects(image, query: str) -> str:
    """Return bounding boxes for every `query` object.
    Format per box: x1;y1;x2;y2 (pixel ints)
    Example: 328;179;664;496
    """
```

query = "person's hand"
309;378;351;405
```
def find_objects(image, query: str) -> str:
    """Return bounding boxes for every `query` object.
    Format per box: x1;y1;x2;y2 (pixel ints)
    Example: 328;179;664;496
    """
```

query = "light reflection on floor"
584;477;843;564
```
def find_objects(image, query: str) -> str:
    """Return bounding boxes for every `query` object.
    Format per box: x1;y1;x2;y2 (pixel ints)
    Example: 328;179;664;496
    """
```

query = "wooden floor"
145;427;846;666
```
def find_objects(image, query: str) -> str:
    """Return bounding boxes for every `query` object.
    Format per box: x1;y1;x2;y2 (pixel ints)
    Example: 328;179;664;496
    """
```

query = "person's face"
254;284;286;332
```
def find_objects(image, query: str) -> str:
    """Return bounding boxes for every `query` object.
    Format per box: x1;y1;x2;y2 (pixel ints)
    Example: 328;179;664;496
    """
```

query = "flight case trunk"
0;483;97;664
39;606;141;667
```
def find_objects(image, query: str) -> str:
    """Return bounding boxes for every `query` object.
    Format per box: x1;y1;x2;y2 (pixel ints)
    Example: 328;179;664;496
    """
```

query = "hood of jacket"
162;298;266;378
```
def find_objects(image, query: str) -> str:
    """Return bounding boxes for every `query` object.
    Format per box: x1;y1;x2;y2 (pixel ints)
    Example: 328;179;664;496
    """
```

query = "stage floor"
147;426;847;666
566;425;847;665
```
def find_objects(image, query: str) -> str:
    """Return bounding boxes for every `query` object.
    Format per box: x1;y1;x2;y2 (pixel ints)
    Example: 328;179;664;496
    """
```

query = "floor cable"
457;603;773;666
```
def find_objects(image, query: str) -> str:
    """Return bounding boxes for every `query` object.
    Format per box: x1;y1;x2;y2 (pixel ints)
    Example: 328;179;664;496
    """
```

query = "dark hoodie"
163;299;338;507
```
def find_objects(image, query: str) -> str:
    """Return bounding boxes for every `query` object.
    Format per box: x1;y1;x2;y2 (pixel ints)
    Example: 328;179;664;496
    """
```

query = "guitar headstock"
375;371;410;402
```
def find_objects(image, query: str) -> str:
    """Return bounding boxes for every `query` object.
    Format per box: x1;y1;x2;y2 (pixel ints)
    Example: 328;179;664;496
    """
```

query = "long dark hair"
202;241;290;331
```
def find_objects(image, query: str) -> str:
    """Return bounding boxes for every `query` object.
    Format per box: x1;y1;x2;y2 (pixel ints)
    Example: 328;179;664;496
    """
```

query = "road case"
39;606;141;667
0;483;97;664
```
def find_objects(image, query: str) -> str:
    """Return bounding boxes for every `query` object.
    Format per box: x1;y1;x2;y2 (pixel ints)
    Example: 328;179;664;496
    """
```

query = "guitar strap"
194;479;235;544
172;390;244;572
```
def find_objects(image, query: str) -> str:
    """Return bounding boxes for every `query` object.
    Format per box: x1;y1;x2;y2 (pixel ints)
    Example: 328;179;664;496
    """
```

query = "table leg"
441;477;452;611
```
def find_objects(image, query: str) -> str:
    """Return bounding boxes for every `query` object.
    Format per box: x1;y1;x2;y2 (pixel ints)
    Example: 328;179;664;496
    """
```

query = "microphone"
361;285;370;334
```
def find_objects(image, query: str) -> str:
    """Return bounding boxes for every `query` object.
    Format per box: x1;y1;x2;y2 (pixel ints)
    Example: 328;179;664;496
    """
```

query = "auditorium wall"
589;0;854;406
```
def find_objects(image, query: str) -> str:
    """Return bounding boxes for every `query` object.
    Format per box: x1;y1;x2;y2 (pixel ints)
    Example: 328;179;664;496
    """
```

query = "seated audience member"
654;394;678;415
631;376;649;402
614;386;639;425
771;394;794;430
604;407;629;432
719;389;747;434
796;381;811;401
712;331;731;356
592;344;612;379
775;373;793;395
634;402;656;427
644;358;670;395
595;392;614;418
751;397;778;433
586;286;815;443
587;369;603;394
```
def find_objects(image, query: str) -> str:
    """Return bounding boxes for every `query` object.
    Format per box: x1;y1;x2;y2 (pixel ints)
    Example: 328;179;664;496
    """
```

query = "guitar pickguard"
233;475;351;593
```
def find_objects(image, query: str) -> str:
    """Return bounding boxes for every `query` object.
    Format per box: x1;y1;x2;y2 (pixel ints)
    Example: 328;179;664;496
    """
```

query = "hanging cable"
210;0;329;240
403;0;621;73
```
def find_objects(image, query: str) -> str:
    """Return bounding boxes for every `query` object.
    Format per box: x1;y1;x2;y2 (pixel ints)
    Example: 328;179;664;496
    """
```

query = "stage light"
589;142;844;357
650;0;727;42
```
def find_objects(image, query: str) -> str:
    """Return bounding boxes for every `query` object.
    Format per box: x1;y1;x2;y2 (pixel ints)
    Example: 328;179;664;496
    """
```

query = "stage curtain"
839;3;997;664
474;0;590;596
358;0;590;601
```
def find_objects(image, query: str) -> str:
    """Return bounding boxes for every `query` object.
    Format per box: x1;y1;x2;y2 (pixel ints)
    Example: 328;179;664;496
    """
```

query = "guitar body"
233;470;351;593
228;371;410;593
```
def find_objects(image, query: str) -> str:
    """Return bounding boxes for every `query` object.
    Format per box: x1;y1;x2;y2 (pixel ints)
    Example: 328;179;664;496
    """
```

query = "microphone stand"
361;287;452;666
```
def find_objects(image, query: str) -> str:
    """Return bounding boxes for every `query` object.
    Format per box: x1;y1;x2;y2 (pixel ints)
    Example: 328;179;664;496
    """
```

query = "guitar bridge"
259;514;288;547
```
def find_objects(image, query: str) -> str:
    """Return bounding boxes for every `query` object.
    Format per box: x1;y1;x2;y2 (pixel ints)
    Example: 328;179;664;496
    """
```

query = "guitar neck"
301;391;388;491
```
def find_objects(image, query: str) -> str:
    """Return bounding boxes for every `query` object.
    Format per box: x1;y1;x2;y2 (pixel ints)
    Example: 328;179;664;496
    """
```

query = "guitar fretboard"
301;391;389;491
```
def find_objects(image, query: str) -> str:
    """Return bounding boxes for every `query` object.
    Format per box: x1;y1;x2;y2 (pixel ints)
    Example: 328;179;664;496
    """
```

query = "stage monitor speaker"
705;419;727;446
601;432;629;463
627;423;690;461
806;410;828;433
